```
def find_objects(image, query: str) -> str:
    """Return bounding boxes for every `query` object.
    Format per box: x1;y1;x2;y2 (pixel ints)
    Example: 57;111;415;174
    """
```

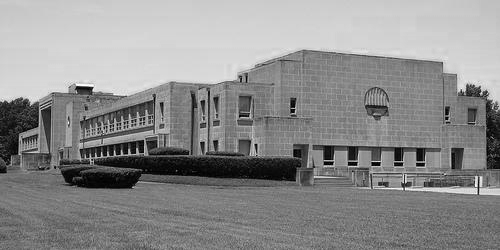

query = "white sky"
1;0;499;101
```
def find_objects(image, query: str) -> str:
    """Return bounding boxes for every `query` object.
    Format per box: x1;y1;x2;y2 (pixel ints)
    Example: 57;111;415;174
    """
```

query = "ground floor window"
200;141;205;155
416;148;426;167
213;140;219;152
394;148;404;166
371;148;381;166
323;146;334;166
348;147;358;166
238;140;251;156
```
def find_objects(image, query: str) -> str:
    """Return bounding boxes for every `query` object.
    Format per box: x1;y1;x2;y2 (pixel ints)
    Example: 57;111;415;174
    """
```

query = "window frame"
200;100;206;122
416;148;426;167
394;148;404;167
323;146;335;167
444;106;451;124
347;147;358;166
371;147;381;167
213;96;220;120
467;108;477;125
290;97;297;116
238;95;253;119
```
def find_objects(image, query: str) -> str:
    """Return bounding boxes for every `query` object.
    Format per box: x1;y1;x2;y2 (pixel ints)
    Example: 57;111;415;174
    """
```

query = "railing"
82;115;154;139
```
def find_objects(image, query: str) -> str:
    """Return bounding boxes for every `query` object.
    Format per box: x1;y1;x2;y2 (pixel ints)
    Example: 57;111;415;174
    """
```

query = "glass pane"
348;147;358;161
239;96;251;112
371;148;381;161
323;146;334;160
468;109;476;123
394;148;403;161
417;148;425;161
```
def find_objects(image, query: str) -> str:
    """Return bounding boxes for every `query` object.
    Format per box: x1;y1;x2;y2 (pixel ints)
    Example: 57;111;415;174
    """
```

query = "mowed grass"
0;172;499;250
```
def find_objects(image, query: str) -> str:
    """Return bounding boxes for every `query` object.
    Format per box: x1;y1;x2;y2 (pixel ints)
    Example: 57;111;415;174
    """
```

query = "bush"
59;159;90;166
0;158;6;173
80;167;142;188
95;155;299;181
205;151;245;157
72;176;85;187
148;147;189;155
60;165;101;185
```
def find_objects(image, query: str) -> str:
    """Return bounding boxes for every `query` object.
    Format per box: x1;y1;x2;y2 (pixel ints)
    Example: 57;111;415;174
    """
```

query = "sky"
0;0;499;102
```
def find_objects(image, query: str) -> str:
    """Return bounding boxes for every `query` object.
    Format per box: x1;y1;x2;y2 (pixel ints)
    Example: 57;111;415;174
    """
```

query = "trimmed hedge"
80;167;141;188
0;158;6;173
205;151;245;157
60;165;100;185
94;155;299;181
59;159;90;166
148;147;189;156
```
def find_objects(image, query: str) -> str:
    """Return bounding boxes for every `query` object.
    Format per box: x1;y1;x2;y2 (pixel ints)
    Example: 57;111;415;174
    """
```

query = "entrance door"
451;148;463;170
293;144;309;168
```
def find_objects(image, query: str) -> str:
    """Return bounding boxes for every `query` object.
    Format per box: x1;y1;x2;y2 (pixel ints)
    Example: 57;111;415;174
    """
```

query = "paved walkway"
369;186;500;196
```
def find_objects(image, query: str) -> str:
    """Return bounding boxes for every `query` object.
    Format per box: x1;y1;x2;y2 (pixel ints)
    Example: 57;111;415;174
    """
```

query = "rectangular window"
213;97;219;120
200;141;205;155
159;102;164;122
468;108;477;125
238;140;251;156
254;144;258;156
115;144;121;156
290;98;297;116
238;96;252;118
200;100;206;122
123;143;129;155
213;140;218;152
130;142;137;154
323;146;334;166
394;148;404;166
348;147;358;166
138;141;144;154
108;145;114;156
416;148;426;167
371;148;381;166
444;106;450;124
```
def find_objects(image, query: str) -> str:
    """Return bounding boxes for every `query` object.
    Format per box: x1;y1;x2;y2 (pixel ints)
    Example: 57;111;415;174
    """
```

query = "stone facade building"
19;50;486;181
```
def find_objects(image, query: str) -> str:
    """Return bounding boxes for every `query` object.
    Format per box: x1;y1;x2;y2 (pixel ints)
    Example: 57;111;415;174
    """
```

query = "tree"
0;98;39;164
458;83;500;169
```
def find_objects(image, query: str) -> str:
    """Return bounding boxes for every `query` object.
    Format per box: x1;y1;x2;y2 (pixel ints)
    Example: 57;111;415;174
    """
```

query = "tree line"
0;84;499;168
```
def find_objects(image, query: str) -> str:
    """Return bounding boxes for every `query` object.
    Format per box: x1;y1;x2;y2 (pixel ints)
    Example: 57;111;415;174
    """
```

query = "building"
18;83;123;169
19;50;486;183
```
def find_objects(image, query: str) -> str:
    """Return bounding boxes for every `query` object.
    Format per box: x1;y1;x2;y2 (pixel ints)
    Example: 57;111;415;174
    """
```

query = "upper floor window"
238;96;252;118
290;98;297;116
213;97;220;120
200;100;206;122
444;106;450;124
348;147;358;166
159;102;165;122
416;148;426;167
394;148;404;167
468;108;477;125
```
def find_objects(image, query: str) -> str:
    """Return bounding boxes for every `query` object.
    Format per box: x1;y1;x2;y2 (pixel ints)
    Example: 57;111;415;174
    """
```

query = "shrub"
0;158;6;173
80;167;142;188
72;176;85;187
60;165;101;185
95;155;299;181
148;147;189;155
59;159;90;166
205;151;245;157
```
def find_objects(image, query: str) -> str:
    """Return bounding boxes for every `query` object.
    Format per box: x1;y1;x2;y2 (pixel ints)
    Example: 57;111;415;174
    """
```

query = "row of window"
199;139;258;156
21;136;38;151
444;106;477;125
80;141;145;159
82;115;154;138
322;146;427;167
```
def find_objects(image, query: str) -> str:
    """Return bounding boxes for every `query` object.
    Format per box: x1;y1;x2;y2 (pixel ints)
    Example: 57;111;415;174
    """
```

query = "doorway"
451;148;463;170
293;144;309;168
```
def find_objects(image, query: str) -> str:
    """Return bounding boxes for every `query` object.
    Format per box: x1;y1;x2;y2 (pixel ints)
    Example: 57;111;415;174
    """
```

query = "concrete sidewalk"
369;186;500;196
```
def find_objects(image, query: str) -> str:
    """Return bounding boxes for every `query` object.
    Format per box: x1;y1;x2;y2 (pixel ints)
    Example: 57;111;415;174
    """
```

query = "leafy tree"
0;98;39;164
458;83;500;169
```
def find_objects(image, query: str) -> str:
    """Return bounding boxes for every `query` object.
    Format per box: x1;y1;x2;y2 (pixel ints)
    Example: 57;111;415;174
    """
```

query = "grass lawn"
0;171;499;250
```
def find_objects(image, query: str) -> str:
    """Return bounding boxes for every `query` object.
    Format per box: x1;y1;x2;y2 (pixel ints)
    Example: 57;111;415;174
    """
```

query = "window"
238;140;251;156
254;144;258;156
115;144;121;156
394;148;404;166
123;143;129;155
244;73;248;83
213;140;219;152
323;146;334;166
348;147;358;166
138;141;144;154
200;141;205;155
416;148;426;167
290;98;297;116
371;148;381;166
159;102;164;122
213;97;219;120
200;100;206;122
108;145;114;156
444;106;450;124
468;108;477;125
130;142;137;154
139;116;146;126
238;96;252;118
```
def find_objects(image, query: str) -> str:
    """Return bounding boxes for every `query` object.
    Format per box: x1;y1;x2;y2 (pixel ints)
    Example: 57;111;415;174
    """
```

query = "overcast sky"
1;0;499;102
